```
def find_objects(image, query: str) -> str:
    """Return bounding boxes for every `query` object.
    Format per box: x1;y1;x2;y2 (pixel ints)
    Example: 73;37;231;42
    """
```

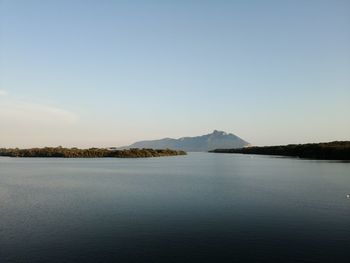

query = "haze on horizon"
1;0;349;148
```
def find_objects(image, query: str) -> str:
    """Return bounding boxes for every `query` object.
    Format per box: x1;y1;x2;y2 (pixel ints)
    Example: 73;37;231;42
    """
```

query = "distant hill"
123;130;250;152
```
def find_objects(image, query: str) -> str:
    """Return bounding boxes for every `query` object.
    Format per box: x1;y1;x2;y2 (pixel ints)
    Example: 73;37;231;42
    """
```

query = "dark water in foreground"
0;153;349;262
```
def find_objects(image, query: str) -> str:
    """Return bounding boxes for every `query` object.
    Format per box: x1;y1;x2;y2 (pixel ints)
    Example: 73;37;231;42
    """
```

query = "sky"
1;0;349;148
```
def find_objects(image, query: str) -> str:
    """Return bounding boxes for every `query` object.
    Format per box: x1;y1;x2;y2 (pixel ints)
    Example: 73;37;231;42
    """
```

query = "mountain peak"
212;130;227;136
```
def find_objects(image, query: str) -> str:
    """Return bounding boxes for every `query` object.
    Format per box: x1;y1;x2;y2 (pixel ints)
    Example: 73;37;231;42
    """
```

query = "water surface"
0;153;349;262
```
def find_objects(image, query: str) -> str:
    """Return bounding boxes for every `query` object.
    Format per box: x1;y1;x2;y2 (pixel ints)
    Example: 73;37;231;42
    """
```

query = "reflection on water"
0;153;349;262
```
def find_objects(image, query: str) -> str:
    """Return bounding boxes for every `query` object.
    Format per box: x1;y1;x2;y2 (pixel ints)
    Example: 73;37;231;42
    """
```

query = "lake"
0;153;349;262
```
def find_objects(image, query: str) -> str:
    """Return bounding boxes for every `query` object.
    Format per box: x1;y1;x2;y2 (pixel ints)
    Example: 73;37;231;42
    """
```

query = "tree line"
210;141;350;160
0;147;186;158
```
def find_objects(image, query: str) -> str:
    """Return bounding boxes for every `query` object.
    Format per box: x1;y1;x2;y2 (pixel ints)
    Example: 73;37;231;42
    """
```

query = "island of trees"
210;141;350;160
0;147;186;158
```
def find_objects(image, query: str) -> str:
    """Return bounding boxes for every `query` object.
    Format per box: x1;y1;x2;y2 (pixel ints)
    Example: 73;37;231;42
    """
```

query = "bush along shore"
0;147;187;158
210;141;350;160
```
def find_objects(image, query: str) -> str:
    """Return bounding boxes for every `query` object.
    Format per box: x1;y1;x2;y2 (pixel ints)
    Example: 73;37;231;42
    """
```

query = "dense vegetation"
0;147;186;158
210;141;350;160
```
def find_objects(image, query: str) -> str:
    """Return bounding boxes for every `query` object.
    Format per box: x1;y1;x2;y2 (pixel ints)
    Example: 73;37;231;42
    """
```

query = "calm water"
0;153;349;262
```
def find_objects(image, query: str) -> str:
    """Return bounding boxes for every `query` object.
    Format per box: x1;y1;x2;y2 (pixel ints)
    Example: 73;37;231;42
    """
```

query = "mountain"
124;130;250;152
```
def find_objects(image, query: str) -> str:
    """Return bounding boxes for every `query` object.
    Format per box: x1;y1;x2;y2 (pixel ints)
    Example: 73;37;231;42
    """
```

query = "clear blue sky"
1;0;349;147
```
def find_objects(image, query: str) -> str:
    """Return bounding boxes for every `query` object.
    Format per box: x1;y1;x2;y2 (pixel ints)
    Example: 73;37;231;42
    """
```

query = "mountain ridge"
121;130;250;152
